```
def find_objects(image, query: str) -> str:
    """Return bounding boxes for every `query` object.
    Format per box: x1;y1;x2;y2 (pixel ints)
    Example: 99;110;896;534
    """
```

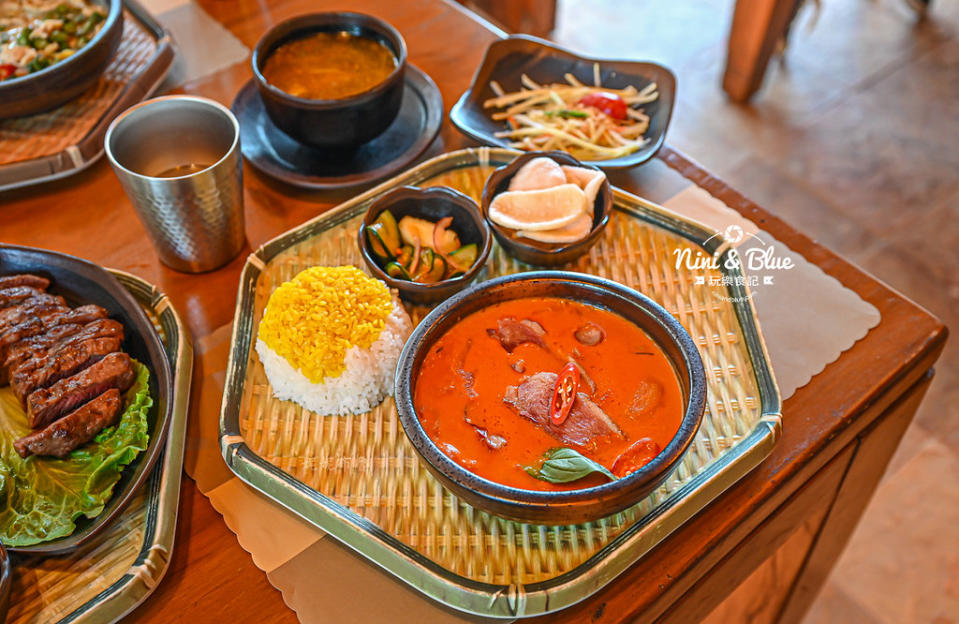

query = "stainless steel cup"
105;95;246;273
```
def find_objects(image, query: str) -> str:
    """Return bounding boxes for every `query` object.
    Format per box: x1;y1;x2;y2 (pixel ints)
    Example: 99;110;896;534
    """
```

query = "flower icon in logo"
724;224;745;244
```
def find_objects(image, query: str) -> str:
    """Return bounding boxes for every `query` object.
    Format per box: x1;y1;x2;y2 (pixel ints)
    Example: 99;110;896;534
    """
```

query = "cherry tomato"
549;362;580;425
612;438;661;477
578;92;628;120
0;65;17;81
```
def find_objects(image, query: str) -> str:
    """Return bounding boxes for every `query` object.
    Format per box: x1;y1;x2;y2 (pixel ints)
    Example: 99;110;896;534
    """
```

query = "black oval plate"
0;244;172;556
450;35;676;170
232;63;443;190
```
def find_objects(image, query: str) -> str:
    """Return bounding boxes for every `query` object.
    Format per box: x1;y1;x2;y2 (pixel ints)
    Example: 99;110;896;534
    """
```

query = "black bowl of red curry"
394;271;706;525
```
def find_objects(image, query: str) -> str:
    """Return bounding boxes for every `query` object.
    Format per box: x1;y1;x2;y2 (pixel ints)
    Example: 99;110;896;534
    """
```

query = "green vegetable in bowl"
366;209;479;284
0;361;152;547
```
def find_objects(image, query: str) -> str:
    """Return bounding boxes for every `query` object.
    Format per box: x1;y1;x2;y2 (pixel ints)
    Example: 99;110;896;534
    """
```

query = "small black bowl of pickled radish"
358;185;492;305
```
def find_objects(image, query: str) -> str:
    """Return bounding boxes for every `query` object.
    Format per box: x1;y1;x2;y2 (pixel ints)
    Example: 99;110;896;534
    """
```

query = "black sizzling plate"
450;34;676;169
0;245;172;556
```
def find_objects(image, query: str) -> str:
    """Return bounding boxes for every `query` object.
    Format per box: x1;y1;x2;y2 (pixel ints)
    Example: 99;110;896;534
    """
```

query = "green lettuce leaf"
0;360;152;547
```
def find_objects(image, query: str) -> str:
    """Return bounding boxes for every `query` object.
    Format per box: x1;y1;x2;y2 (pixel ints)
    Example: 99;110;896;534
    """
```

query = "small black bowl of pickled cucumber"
358;185;492;304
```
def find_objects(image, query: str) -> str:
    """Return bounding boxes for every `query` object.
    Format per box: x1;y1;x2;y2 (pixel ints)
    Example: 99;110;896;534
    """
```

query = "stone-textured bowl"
252;12;407;149
358;185;492;305
480;151;612;267
394;271;707;525
0;0;123;119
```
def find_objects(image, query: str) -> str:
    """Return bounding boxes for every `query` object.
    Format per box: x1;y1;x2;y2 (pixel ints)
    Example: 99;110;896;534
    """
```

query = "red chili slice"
0;64;17;80
612;438;661;477
578;92;628;120
549;362;580;425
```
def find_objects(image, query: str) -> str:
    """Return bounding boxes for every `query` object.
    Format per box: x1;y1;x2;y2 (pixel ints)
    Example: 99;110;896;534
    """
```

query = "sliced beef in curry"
628;380;663;418
26;352;135;429
503;372;623;448
0;274;50;292
14;389;124;459
487;317;546;352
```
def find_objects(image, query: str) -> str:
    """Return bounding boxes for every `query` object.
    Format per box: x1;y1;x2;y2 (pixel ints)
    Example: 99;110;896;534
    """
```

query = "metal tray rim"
219;147;782;618
57;270;193;624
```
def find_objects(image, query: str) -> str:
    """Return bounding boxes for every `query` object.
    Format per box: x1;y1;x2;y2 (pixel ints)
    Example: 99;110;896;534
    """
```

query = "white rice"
255;299;412;415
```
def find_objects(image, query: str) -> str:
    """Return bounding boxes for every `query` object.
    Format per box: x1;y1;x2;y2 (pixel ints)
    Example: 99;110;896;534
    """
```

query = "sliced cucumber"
448;243;478;271
366;225;394;261
395;244;414;268
384;262;411;280
374;210;401;252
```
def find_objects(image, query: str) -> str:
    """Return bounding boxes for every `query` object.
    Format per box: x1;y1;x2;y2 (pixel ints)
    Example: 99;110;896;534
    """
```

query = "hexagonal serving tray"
219;147;781;618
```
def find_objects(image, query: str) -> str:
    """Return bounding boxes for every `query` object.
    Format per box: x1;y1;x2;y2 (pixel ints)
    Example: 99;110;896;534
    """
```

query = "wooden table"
0;1;946;622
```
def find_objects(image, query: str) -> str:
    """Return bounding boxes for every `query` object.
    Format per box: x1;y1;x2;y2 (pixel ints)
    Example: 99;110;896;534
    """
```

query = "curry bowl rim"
251;11;409;109
393;271;707;520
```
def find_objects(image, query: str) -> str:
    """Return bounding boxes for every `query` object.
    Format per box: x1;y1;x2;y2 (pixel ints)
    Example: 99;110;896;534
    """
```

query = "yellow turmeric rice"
255;266;412;415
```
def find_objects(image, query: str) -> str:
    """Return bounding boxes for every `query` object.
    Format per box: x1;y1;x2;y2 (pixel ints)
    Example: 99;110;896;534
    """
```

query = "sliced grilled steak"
503;372;624;448
14;389;123;458
0;295;66;330
0;304;108;361
2;322;86;379
0;274;49;292
26;352;134;429
12;319;124;379
12;336;123;403
0;286;46;309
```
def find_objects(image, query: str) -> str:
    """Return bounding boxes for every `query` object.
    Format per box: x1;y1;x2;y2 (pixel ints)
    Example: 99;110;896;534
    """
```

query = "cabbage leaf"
0;360;151;547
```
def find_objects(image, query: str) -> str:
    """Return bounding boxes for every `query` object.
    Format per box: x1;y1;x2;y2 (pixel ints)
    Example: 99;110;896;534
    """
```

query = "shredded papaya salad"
483;63;659;161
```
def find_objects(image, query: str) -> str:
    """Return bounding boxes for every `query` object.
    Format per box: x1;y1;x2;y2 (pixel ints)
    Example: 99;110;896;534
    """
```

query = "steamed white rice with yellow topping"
255;266;412;415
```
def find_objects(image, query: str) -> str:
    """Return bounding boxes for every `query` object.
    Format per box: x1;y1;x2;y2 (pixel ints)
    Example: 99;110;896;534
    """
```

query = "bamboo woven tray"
220;147;782;618
0;0;174;192
6;272;192;624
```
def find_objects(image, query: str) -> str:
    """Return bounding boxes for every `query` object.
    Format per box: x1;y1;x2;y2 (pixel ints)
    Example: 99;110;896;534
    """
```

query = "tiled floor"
551;0;958;621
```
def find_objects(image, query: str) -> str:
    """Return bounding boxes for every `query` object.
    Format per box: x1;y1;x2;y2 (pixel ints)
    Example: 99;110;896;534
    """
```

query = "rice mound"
256;298;412;415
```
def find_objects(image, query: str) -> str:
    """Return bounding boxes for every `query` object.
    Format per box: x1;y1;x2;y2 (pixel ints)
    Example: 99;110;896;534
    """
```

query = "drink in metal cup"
105;95;246;273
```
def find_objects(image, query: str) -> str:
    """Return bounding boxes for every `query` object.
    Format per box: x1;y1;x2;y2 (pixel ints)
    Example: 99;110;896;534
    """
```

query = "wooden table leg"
656;368;934;624
774;369;936;622
722;0;802;102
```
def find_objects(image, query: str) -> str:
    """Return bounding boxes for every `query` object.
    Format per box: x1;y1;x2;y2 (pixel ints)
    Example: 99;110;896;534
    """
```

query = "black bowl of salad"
0;0;123;119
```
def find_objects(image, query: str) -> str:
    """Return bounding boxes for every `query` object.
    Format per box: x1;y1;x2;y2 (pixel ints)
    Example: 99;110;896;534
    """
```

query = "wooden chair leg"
723;0;802;102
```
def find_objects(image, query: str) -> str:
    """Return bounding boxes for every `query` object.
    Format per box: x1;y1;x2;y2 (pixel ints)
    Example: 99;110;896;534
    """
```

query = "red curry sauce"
413;297;684;491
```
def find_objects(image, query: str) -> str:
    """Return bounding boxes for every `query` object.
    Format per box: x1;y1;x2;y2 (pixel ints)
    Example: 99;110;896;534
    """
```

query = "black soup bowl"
394;271;707;525
252;12;407;149
0;0;123;119
481;151;612;267
358;185;492;305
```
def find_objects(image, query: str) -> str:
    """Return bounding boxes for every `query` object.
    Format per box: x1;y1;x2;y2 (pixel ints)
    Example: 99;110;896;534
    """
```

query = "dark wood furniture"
0;1;945;622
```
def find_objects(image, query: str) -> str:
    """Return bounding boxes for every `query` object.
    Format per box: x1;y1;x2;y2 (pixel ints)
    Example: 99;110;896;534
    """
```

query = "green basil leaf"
525;447;617;484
